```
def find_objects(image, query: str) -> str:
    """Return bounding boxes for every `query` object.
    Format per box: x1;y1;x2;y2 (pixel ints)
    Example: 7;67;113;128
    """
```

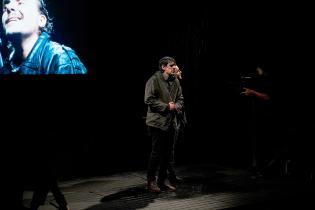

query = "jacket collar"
21;32;50;71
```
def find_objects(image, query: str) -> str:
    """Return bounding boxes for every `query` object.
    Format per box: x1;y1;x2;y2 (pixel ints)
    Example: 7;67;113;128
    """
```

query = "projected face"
2;0;46;36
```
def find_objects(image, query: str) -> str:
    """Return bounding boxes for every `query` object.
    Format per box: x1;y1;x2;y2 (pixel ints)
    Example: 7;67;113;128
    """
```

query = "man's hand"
241;88;270;101
168;102;176;110
173;65;182;79
240;87;255;96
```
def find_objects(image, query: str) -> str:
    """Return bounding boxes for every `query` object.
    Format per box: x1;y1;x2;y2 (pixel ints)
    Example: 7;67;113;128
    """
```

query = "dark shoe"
168;176;183;185
158;183;176;192
147;181;161;193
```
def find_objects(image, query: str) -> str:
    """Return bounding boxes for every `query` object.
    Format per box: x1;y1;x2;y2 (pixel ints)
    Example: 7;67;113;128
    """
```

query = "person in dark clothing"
29;157;70;210
241;66;271;101
241;65;273;177
5;130;71;210
3;131;71;210
0;0;86;74
0;0;75;209
167;64;185;185
144;56;186;193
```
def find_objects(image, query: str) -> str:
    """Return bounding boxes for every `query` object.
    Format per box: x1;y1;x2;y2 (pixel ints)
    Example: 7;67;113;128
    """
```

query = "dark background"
2;2;315;180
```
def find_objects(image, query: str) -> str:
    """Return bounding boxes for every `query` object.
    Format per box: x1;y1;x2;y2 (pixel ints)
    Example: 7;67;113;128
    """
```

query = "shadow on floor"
84;186;157;210
41;163;315;210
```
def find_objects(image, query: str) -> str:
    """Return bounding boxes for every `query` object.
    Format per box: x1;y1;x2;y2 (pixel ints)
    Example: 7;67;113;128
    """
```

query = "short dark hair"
159;56;176;71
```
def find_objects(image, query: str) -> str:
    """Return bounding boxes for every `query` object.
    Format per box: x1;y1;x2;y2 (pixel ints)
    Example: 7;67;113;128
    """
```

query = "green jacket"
144;71;184;131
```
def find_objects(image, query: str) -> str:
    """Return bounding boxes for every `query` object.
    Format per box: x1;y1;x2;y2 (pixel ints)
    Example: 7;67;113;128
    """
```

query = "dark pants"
24;149;68;210
167;130;179;178
31;176;68;210
147;126;175;184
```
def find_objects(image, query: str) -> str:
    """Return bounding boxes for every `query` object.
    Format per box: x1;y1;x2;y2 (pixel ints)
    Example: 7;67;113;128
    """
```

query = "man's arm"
144;78;169;113
241;87;270;101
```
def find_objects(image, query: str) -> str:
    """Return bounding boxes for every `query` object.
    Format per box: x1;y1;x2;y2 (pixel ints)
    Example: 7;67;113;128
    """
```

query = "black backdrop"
2;2;315;180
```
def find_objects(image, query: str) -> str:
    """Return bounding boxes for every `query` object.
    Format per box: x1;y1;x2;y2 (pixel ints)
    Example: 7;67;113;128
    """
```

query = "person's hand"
241;88;270;101
240;87;255;96
173;65;182;79
168;102;176;110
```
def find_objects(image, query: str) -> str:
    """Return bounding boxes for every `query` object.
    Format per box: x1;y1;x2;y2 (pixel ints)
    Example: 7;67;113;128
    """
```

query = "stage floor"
22;163;315;210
